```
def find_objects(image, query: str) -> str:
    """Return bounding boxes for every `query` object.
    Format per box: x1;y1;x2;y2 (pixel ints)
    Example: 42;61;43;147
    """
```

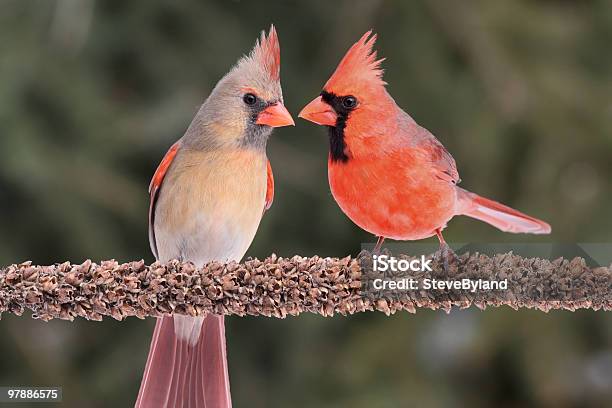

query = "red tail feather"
457;188;551;234
135;315;232;408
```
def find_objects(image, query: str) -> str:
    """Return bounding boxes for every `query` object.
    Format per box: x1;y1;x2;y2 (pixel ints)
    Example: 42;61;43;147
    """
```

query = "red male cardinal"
299;31;550;257
136;26;293;408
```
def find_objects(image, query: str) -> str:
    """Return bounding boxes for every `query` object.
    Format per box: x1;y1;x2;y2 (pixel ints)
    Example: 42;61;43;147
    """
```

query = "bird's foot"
437;242;459;274
372;236;386;255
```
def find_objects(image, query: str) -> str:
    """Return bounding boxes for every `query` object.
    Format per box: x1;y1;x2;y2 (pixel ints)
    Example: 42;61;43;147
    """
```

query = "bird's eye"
342;96;358;109
243;93;257;106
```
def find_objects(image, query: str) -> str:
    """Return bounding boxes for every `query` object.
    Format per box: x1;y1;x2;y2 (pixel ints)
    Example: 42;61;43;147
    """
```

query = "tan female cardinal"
299;31;550;256
136;26;293;408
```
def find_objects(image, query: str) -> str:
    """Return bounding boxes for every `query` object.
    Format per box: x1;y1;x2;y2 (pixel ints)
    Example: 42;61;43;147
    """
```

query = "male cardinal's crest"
325;31;386;95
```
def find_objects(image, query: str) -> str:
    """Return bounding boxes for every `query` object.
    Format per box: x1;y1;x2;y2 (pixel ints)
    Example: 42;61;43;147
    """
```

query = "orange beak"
298;96;338;126
256;102;295;128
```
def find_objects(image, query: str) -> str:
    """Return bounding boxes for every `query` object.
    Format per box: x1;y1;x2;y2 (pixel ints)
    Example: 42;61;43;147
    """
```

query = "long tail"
457;188;551;234
135;315;232;408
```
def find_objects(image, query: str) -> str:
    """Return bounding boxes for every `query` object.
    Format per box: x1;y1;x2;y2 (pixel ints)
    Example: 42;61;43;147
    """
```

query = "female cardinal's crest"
250;25;281;81
324;30;386;94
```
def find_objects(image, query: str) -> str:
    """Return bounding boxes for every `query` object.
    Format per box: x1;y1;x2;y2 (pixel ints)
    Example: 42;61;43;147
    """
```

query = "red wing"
425;140;460;184
415;127;460;185
264;159;274;212
149;141;180;259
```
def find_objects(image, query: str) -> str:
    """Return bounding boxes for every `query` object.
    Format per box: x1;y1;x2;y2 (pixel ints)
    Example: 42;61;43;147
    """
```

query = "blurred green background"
1;0;611;407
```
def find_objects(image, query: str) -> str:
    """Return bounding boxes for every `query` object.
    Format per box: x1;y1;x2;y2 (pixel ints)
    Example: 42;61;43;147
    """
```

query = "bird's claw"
437;243;459;274
372;236;385;255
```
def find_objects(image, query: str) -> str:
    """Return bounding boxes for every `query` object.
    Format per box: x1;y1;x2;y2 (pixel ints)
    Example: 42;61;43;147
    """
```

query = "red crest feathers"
324;30;386;93
251;24;281;81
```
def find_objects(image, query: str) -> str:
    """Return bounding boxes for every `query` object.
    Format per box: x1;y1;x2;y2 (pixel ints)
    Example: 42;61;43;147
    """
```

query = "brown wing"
148;141;180;259
264;159;274;212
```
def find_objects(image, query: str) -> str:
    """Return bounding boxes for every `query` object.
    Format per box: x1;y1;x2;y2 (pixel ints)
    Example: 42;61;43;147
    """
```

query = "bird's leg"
435;228;458;273
373;236;385;253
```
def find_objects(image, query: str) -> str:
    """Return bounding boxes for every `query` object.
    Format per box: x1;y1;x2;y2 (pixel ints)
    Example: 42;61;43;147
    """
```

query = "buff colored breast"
153;147;267;266
328;149;457;241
